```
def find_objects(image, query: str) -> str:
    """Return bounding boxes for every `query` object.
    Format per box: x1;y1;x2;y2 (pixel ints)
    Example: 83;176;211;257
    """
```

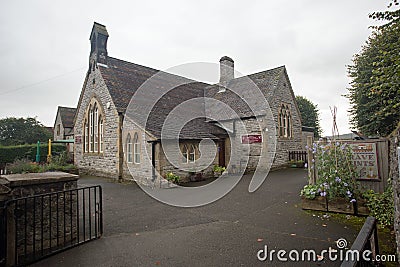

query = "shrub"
7;159;44;174
165;172;180;183
303;141;360;201
6;152;77;174
362;184;394;227
300;184;321;199
213;165;226;174
0;143;66;164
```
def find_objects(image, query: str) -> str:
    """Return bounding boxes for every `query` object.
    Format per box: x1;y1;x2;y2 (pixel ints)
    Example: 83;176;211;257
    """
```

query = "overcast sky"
0;0;388;135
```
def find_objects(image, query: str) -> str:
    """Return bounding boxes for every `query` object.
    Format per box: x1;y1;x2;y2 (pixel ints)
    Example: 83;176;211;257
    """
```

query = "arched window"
99;116;104;153
83;99;105;154
126;134;133;163
89;106;94;152
278;104;292;138
181;144;197;163
182;145;188;163
133;133;140;164
84;119;89;152
189;144;195;163
94;104;98;152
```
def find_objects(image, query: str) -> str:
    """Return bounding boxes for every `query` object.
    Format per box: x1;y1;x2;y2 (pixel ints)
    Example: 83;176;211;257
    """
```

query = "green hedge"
0;144;67;164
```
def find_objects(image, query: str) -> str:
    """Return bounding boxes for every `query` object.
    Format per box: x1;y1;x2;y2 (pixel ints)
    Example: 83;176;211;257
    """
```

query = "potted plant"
165;172;180;185
213;165;226;177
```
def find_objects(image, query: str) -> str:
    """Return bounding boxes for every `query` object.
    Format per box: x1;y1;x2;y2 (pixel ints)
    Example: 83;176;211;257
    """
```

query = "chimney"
89;22;109;66
219;56;234;83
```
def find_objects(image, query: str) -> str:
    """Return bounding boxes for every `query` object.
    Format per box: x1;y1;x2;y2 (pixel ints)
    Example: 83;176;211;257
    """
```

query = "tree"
295;96;322;137
0;117;52;146
346;1;400;136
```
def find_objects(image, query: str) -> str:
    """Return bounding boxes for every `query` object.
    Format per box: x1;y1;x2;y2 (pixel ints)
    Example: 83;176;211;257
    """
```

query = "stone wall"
157;140;219;183
53;112;65;141
389;125;400;261
0;172;78;266
266;71;304;168
121;118;155;184
74;63;121;179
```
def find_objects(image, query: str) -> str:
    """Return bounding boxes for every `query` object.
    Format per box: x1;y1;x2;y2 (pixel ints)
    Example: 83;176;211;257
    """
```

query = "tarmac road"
31;168;360;266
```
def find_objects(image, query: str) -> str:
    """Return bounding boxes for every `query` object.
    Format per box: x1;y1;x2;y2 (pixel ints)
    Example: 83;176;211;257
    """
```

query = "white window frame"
99;116;104;153
126;134;133;163
94;105;98;152
84;120;89;153
133;133;140;164
189;144;195;163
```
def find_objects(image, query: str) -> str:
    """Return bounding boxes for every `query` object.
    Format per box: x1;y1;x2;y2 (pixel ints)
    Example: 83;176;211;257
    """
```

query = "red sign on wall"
241;134;262;144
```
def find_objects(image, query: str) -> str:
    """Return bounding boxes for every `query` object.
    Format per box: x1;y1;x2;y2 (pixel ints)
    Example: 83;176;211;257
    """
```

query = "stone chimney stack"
89;22;109;66
219;56;234;83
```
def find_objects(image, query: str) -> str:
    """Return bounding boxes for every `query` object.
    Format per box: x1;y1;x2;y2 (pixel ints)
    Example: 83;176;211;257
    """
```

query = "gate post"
0;184;11;267
307;136;316;185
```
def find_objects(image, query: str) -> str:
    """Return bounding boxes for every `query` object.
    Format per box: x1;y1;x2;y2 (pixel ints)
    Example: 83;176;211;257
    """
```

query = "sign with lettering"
350;142;379;179
241;134;262;144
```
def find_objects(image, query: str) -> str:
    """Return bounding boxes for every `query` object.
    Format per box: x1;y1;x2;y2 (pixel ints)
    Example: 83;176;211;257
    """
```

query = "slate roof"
205;66;285;121
58;107;76;128
100;57;226;139
98;57;285;139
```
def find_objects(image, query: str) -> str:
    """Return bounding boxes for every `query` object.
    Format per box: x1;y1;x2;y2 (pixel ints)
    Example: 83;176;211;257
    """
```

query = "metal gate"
0;185;102;267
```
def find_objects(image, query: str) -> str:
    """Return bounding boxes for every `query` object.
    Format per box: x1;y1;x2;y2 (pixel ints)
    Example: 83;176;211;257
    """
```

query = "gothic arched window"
278;104;292;138
83;99;104;154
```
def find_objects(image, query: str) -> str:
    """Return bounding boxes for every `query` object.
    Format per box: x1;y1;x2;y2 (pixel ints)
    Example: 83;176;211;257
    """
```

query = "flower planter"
355;199;370;216
327;198;354;214
301;196;327;211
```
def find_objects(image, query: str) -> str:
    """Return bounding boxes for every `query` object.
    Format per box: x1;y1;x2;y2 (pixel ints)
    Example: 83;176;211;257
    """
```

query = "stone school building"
73;22;304;182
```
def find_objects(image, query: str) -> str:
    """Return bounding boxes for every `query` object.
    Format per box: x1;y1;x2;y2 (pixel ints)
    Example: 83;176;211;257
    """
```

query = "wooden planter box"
328;198;354;214
301;196;327;211
355;199;370;216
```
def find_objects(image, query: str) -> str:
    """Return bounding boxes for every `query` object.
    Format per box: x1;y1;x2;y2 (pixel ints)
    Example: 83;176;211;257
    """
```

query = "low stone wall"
0;172;78;266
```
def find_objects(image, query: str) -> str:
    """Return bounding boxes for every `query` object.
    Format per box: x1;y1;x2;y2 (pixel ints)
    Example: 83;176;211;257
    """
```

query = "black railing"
341;217;381;267
1;185;102;267
289;151;308;163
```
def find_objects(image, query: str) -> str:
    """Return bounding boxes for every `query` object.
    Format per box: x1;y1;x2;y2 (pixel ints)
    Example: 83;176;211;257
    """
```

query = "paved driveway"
32;169;360;266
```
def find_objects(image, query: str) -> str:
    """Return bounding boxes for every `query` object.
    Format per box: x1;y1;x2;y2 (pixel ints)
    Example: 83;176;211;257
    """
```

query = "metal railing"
289;151;308;163
341;217;381;267
1;185;102;267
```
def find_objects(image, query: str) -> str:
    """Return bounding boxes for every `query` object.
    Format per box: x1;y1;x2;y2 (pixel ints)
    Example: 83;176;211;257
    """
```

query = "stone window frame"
133;132;141;164
278;103;293;139
83;97;105;155
181;143;197;163
125;131;141;165
126;133;133;163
